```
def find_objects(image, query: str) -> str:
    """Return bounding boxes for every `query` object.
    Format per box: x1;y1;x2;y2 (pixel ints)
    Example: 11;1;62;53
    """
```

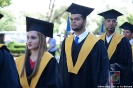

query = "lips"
28;44;32;47
72;25;77;28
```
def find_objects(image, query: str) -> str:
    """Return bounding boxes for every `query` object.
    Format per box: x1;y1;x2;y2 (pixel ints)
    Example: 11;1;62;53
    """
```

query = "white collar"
74;30;88;37
74;30;89;43
129;38;133;45
106;32;115;38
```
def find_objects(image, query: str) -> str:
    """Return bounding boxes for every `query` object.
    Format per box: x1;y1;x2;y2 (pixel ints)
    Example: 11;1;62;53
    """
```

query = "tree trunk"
46;0;52;21
48;0;56;22
51;10;66;23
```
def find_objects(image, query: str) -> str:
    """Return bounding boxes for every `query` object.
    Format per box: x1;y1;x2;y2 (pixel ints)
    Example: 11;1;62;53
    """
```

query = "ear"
116;21;118;26
131;33;133;37
83;19;86;26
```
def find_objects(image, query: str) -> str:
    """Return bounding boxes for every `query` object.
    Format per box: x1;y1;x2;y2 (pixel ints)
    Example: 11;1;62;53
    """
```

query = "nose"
27;38;31;43
110;21;113;25
71;19;76;23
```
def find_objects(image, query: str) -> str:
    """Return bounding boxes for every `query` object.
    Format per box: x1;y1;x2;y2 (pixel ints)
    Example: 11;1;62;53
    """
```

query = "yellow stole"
131;44;133;62
0;44;4;48
15;52;53;88
99;32;124;59
65;33;99;74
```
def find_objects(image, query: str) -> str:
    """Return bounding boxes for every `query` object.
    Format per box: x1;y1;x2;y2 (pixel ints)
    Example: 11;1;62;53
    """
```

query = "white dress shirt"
106;32;115;43
129;38;133;45
74;30;89;43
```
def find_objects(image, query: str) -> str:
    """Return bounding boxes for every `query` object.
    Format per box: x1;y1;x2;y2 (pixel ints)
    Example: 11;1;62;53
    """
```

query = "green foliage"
14;44;26;48
0;0;11;8
7;41;15;48
0;10;16;31
52;6;68;33
7;41;26;55
9;48;25;53
126;14;133;24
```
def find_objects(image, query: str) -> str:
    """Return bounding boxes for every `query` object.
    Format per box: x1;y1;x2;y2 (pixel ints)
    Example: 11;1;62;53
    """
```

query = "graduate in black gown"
119;22;133;86
98;9;132;86
0;14;21;88
0;45;21;88
59;3;110;88
15;17;62;88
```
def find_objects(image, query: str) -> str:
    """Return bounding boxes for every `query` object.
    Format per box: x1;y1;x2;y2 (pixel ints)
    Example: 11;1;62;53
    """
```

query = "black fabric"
25;57;62;88
59;35;110;88
0;46;21;88
106;37;132;86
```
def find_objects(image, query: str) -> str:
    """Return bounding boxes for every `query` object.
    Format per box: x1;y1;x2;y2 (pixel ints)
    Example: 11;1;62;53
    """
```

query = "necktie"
75;36;79;44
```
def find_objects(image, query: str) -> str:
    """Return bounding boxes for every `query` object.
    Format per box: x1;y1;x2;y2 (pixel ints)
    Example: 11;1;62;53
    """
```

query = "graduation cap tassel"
100;21;104;34
66;15;71;32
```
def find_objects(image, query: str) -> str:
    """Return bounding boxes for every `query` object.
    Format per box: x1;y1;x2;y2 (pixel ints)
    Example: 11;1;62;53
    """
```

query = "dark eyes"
27;36;36;39
70;18;80;21
107;20;116;23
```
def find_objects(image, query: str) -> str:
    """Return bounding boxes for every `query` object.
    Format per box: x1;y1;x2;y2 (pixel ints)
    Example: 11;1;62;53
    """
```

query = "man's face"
104;19;117;33
70;14;86;32
123;30;133;40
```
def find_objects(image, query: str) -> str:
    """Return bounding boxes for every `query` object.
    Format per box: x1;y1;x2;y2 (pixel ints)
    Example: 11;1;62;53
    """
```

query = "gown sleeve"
110;37;132;85
0;46;21;88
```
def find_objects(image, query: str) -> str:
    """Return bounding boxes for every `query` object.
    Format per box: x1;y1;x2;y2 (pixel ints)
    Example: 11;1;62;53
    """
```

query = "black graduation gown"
59;37;110;88
0;46;21;88
130;62;133;87
130;62;133;86
105;37;132;86
25;57;62;88
129;45;133;87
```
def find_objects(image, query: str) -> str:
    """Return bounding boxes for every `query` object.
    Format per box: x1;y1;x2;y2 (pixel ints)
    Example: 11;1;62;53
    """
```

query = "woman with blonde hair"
15;17;61;88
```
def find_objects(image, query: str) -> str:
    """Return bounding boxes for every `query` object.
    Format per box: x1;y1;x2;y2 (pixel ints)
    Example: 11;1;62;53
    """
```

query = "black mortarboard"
98;9;123;19
0;14;3;19
66;3;94;19
119;22;133;32
26;17;54;37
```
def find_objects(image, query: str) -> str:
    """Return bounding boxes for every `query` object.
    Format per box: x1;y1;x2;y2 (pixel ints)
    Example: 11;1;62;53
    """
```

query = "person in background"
48;37;57;57
15;17;62;88
119;22;133;86
119;22;133;45
98;9;132;86
0;14;21;88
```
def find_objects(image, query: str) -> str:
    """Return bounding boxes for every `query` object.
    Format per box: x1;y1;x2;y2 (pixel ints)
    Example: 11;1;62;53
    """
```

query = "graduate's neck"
30;49;39;62
106;30;115;37
74;28;85;36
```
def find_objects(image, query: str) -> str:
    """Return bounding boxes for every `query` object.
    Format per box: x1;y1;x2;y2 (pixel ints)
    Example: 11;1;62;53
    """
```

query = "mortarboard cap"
119;22;133;32
98;9;123;19
26;17;54;38
66;3;94;19
0;14;3;19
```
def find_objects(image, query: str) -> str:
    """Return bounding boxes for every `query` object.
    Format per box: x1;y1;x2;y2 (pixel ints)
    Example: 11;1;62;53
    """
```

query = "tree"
52;6;68;33
0;10;16;31
0;0;11;8
126;14;133;24
0;0;13;31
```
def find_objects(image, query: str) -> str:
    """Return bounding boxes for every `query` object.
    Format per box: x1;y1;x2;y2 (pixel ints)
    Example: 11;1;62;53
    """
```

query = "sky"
3;0;133;15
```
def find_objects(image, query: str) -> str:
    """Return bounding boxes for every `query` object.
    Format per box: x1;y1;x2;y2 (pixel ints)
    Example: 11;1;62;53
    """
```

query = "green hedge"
7;41;26;55
9;48;25;53
14;44;26;48
6;41;61;56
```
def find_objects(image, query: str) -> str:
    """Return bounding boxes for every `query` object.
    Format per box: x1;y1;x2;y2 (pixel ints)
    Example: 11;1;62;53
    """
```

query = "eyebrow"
70;17;80;19
27;35;37;37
